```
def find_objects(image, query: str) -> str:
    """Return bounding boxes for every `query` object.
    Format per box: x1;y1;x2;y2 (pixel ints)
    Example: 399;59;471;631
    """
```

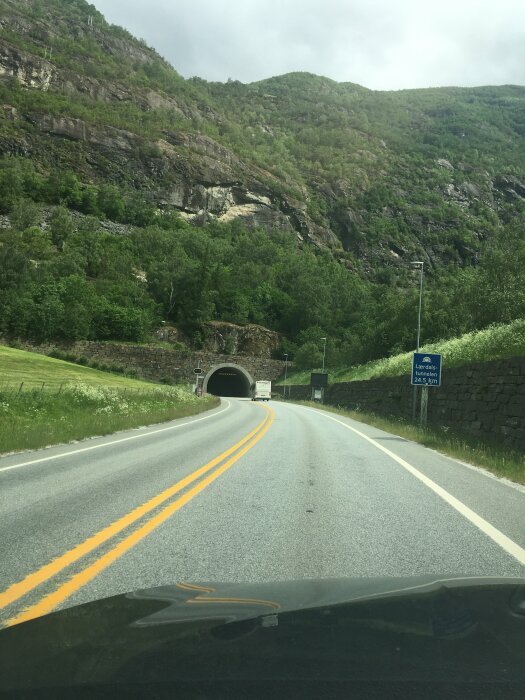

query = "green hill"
0;0;524;368
281;319;525;385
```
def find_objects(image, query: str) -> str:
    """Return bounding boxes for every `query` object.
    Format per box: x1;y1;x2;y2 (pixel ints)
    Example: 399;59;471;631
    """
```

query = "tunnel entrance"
203;363;253;398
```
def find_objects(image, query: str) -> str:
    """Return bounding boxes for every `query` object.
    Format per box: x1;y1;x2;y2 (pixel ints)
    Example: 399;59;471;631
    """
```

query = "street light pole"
321;337;327;372
320;337;327;403
284;353;288;400
411;261;424;421
413;263;424;353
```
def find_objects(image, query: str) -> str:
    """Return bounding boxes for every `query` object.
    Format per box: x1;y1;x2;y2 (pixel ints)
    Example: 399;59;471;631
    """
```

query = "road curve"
1;398;524;627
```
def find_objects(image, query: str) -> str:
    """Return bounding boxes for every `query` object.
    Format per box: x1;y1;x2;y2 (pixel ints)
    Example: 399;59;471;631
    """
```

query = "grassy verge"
281;319;525;385
294;401;525;485
0;346;218;454
0;345;162;389
0;383;219;454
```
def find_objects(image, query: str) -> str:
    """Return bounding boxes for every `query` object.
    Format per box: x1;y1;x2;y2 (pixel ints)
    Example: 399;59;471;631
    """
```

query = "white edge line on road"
0;399;231;474
297;404;525;568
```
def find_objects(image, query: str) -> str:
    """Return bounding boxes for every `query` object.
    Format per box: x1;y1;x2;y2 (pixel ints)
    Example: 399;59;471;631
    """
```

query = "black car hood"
1;576;525;699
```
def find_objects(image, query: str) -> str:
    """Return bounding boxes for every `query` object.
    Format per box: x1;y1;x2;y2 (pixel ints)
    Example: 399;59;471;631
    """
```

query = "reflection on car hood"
1;576;525;699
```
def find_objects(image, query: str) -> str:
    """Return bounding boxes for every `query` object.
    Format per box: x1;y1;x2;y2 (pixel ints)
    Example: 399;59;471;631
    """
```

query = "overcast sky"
92;0;525;90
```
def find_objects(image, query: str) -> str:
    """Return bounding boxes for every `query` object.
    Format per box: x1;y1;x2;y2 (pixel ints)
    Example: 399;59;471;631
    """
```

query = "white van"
251;380;271;401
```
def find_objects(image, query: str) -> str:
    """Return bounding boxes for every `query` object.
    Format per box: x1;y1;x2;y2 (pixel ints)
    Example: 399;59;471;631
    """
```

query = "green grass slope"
282;319;525;385
0;345;161;390
0;345;218;454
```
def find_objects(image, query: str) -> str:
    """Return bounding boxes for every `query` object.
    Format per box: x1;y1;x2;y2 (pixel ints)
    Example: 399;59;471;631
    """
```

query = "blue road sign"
411;352;442;387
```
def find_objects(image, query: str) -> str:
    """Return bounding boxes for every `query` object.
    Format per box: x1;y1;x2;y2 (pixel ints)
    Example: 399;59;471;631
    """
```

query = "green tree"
97;184;125;221
45;171;82;208
60;275;95;340
9;199;40;231
20;227;55;261
0;158;24;212
49;206;74;251
0;231;30;290
92;299;151;341
80;187;100;215
294;341;324;370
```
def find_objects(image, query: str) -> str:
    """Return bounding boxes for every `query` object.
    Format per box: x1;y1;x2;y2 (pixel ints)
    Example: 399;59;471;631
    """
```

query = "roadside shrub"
294;341;323;370
47;349;78;363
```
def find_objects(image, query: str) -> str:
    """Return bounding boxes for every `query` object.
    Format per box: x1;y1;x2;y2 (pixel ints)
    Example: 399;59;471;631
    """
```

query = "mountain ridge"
1;0;524;270
0;0;524;366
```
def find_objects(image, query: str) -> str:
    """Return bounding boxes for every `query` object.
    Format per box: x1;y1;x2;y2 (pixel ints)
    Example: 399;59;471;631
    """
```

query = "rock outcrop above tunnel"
155;322;282;359
201;322;282;358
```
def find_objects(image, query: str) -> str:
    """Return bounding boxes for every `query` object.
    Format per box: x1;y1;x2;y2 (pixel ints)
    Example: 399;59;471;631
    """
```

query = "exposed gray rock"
330;206;364;252
10;110;337;247
331;179;353;198
0;103;17;121
200;321;281;358
0;41;56;90
31;113;140;152
436;158;454;171
493;174;525;201
442;181;485;208
58;72;133;105
162;130;249;178
459;182;481;198
389;242;407;258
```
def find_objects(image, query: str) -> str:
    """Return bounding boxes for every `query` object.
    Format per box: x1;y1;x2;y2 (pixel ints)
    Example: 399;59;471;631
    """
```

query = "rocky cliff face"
1;0;524;269
0;40;55;90
0;20;338;249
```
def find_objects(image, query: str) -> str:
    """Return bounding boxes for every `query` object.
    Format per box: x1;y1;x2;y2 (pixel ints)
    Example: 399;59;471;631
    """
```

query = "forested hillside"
0;0;524;365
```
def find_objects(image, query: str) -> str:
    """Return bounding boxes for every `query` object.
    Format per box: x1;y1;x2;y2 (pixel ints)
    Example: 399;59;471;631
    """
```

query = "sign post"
411;352;442;427
420;386;429;427
310;372;328;402
193;361;204;396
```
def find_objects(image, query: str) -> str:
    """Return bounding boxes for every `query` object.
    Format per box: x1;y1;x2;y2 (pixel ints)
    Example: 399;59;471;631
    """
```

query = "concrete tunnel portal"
202;363;254;398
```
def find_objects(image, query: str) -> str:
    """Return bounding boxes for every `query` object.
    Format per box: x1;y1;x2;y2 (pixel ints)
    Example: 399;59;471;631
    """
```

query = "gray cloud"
93;0;525;89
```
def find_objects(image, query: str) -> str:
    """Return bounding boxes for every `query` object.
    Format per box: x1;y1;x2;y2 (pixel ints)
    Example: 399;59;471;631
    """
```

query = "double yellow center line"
1;405;275;627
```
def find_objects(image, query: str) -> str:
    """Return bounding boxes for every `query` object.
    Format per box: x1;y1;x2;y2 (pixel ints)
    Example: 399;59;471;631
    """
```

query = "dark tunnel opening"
206;367;251;397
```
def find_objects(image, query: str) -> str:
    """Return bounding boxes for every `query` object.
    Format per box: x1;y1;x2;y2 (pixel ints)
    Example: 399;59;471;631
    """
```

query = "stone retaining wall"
275;356;525;451
14;340;288;385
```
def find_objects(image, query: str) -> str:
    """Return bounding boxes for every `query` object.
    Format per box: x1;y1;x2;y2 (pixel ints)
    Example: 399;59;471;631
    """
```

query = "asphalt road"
1;398;524;628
